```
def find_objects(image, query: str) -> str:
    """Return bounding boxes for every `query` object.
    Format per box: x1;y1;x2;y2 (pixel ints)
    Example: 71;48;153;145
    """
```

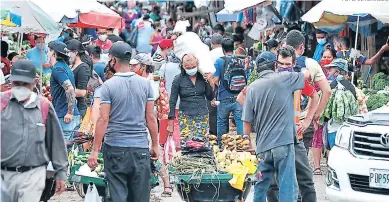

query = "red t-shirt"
302;81;315;97
94;39;113;52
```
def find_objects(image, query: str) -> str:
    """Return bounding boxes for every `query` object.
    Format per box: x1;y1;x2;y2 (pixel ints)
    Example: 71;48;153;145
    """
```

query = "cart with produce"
168;133;259;202
68;152;161;199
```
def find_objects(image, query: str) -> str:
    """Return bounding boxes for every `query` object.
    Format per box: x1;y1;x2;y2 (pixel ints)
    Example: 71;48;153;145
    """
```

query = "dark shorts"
103;144;151;202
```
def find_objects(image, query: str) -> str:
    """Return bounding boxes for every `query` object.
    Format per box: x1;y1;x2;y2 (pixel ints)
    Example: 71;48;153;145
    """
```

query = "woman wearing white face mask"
167;54;215;139
65;39;91;118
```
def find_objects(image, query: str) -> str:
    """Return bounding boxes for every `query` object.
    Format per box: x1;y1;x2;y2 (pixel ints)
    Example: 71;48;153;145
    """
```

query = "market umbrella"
301;0;389;80
0;10;22;27
216;8;240;22
301;0;389;34
224;0;270;13
0;0;61;34
32;0;123;29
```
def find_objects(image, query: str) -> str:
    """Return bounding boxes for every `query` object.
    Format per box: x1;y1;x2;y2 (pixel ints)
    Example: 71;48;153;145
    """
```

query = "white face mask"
185;67;198;76
11;86;32;102
98;34;107;41
69;52;77;63
2;36;8;42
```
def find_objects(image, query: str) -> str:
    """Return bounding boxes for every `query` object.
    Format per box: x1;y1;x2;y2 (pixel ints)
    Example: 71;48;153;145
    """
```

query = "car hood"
346;105;389;126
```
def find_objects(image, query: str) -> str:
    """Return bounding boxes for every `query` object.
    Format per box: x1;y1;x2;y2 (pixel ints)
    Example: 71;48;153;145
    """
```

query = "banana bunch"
215;149;258;171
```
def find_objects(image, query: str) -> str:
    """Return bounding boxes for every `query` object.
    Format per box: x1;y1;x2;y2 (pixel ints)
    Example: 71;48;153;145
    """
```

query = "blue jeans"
217;98;243;141
58;115;81;141
254;144;298;202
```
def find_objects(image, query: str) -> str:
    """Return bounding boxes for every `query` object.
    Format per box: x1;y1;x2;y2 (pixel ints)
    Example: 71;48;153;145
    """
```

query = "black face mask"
108;58;116;74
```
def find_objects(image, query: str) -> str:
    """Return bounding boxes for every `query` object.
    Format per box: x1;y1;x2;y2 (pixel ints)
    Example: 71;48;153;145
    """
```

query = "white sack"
173;32;216;75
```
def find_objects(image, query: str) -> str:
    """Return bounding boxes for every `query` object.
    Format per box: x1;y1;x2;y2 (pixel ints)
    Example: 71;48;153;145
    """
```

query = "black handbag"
40;171;56;202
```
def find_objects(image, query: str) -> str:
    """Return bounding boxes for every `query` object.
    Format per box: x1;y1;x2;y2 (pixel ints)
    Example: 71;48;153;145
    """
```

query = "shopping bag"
128;27;138;48
84;184;100;202
163;136;176;165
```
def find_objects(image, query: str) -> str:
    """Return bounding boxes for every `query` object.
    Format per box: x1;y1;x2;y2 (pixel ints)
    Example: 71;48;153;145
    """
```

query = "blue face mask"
35;43;44;50
336;75;344;81
317;38;326;45
328;74;336;82
63;32;70;38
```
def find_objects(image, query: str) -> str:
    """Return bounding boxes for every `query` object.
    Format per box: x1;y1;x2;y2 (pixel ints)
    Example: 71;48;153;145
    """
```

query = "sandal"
313;168;322;175
161;186;173;197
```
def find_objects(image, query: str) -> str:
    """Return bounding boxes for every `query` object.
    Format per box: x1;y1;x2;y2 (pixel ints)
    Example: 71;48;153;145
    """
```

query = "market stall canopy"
32;0;123;29
301;0;389;35
224;0;270;13
216;8;239;22
0;0;61;34
1;10;22;27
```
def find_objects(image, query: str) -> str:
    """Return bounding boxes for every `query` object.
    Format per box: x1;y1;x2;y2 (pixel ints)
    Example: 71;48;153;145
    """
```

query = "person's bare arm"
237;87;248;105
146;101;158;147
91;98;101;132
243;121;254;150
364;44;389;65
92;103;110;152
75;89;87;97
314;79;331;121
61;80;76;116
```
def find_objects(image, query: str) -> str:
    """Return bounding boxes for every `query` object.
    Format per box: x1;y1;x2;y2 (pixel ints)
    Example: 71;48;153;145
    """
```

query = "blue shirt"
313;39;334;62
214;56;240;100
50;61;79;117
26;47;51;75
94;61;106;82
336;50;367;64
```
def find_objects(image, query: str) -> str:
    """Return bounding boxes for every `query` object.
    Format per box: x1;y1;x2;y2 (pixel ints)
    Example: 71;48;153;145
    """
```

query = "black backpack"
221;56;247;94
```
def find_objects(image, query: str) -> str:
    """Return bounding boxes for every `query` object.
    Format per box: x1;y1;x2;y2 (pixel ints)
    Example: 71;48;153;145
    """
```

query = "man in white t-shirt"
0;68;6;92
210;33;224;64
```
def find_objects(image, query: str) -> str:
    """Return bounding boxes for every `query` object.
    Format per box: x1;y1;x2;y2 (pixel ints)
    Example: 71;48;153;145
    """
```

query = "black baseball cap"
10;59;36;84
48;41;69;56
264;39;279;50
255;51;276;67
66;39;85;52
109;41;132;60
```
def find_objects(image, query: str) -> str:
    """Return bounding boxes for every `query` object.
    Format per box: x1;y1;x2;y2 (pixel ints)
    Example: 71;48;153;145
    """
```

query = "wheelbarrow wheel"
74;183;86;198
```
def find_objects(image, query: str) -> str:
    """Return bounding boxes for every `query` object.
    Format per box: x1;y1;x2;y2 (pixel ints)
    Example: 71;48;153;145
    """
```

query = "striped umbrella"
0;9;22;27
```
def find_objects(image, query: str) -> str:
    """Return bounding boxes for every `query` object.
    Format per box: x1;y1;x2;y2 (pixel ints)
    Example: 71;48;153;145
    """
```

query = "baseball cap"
159;39;173;49
48;41;68;56
81;35;93;45
10;59;36;84
255;51;276;67
66;39;85;52
130;53;153;65
211;33;222;45
108;41;132;60
264;39;279;50
324;58;349;72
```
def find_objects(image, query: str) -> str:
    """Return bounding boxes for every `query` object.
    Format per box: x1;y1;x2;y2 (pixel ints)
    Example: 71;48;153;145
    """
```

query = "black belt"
1;165;41;173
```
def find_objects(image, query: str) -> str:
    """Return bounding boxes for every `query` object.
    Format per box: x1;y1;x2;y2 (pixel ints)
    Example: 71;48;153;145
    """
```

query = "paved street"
52;174;330;202
51;150;331;202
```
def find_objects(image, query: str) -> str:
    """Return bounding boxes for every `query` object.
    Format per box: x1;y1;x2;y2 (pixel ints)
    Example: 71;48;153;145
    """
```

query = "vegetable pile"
366;93;389;111
170;154;217;174
156;81;169;120
215;150;258;171
321;85;359;123
74;153;103;165
371;72;389;91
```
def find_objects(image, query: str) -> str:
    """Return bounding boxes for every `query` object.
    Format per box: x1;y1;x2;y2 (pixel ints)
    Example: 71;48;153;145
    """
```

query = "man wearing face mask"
313;30;334;62
87;42;159;202
48;41;80;142
95;28;113;53
66;39;91;118
324;58;356;149
1;59;68;202
26;35;52;75
56;27;74;43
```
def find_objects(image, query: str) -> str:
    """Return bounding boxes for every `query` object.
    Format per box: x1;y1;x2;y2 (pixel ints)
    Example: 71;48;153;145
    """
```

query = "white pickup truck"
326;105;389;202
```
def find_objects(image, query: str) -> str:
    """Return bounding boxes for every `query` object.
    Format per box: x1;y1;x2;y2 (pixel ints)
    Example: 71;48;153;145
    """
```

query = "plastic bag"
164;136;176;165
84;184;100;202
157;81;169;120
